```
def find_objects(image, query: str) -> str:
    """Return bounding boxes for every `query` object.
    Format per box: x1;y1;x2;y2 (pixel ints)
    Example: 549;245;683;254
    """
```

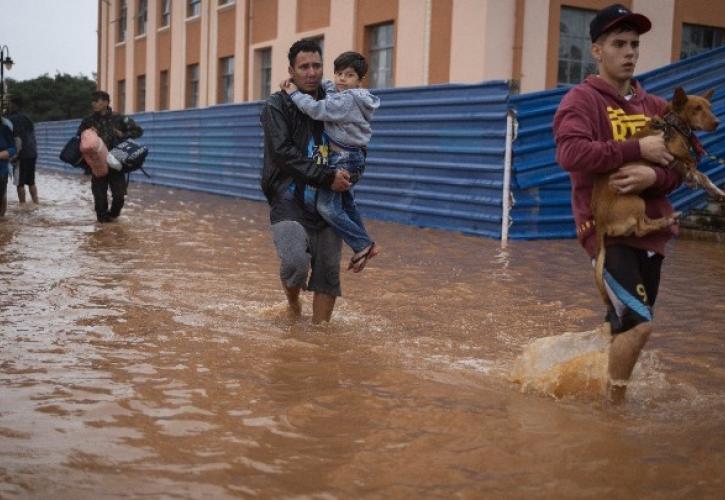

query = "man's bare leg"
284;285;302;317
312;292;336;324
29;185;39;204
607;321;652;404
17;186;26;203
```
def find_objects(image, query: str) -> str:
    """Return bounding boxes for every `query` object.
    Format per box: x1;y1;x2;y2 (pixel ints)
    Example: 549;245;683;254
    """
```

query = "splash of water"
510;327;611;399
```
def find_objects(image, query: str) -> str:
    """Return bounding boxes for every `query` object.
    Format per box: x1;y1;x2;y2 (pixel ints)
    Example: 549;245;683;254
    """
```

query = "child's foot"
348;243;379;273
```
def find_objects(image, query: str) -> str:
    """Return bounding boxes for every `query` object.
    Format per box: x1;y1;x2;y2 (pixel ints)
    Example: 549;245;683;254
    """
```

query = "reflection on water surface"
1;172;723;498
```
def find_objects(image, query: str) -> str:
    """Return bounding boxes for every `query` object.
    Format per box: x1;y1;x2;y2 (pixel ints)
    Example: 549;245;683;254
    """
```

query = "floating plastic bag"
511;326;611;399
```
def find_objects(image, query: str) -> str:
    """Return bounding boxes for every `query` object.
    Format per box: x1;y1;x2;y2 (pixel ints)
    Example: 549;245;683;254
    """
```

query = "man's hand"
281;79;298;95
639;132;674;166
609;164;657;194
330;169;351;192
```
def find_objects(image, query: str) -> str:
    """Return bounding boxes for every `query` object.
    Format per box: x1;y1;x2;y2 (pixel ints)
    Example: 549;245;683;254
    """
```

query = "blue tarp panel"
35;47;724;240
359;82;509;238
37;82;510;238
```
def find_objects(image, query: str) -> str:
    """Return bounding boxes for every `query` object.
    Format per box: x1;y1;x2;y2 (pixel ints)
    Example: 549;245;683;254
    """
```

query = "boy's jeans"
316;149;373;253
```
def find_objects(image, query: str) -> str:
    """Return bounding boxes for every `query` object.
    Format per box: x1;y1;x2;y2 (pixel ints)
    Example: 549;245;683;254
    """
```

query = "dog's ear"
672;87;687;110
702;88;715;102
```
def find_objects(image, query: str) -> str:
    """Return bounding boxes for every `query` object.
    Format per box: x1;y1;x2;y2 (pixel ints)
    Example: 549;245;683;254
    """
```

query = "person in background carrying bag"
0;115;17;217
77;90;143;223
7;96;39;205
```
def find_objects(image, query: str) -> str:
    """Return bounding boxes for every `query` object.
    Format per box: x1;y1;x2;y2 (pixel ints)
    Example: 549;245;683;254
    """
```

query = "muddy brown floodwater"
1;171;724;498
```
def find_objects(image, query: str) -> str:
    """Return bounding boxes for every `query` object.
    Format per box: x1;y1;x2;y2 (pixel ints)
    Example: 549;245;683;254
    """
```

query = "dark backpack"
59;135;86;168
109;139;150;177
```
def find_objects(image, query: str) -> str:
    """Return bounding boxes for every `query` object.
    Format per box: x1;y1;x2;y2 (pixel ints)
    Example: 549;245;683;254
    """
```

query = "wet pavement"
1;170;724;498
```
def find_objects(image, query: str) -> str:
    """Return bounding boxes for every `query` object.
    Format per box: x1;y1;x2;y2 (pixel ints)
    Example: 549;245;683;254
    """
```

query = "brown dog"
591;87;722;305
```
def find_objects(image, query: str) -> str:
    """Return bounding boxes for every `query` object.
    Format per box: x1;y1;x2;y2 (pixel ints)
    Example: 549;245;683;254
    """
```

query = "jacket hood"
348;89;381;120
582;75;646;105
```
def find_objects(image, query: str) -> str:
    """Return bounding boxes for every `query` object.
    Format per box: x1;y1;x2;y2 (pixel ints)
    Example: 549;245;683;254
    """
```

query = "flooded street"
1;171;724;498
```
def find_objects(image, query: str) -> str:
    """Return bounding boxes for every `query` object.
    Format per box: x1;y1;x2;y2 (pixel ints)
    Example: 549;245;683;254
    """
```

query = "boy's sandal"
348;243;376;273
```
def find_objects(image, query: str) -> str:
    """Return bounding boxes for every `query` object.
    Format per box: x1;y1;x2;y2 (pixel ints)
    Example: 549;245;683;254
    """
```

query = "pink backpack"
80;128;109;177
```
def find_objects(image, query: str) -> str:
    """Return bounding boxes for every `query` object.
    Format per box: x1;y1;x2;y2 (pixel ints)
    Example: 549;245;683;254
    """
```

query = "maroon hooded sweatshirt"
553;75;682;258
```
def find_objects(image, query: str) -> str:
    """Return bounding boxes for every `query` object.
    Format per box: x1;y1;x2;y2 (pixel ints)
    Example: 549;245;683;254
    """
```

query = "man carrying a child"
260;39;353;324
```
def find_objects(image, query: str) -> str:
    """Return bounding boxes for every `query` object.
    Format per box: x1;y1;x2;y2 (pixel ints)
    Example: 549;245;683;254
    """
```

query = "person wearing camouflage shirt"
77;90;143;223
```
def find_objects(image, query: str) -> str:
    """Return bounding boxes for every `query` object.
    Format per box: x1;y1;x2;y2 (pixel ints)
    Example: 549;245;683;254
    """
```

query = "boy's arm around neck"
289;90;356;123
261;96;335;188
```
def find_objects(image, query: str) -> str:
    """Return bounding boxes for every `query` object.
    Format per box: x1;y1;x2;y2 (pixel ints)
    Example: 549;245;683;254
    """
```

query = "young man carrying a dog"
553;4;683;403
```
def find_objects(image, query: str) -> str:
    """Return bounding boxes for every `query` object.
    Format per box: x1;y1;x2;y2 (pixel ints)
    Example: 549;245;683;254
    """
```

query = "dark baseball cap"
589;3;651;42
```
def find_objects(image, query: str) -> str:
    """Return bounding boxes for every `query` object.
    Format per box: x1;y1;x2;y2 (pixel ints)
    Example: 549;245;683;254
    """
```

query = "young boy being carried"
282;51;381;273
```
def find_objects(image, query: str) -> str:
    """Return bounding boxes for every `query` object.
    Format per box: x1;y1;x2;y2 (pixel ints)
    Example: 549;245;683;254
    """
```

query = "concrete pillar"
324;0;355;74
519;0;550;93
146;0;158;111
634;0;675;73
170;0;186;109
395;0;429;87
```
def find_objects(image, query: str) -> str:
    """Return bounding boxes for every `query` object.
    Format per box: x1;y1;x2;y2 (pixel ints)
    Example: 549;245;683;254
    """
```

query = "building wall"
449;0;487;83
125;0;136;114
428;0;453;85
325;0;355;76
632;0;675;74
145;1;158;111
297;0;330;32
481;0;516;81
234;0;249;101
519;0;550;93
671;0;725;61
170;0;186;110
395;0;427;87
157;21;172;109
97;0;725;111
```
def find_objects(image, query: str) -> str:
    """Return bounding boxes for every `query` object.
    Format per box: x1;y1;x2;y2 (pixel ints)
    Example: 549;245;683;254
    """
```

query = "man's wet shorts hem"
271;221;342;298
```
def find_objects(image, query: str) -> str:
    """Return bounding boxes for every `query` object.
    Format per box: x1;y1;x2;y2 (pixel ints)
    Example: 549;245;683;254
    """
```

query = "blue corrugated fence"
37;81;511;239
35;47;725;240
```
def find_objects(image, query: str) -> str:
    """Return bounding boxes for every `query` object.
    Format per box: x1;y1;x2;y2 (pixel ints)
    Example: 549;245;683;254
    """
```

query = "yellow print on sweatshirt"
607;107;650;142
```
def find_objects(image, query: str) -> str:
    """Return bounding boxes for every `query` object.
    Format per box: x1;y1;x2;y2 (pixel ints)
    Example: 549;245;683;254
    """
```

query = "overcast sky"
0;0;98;81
